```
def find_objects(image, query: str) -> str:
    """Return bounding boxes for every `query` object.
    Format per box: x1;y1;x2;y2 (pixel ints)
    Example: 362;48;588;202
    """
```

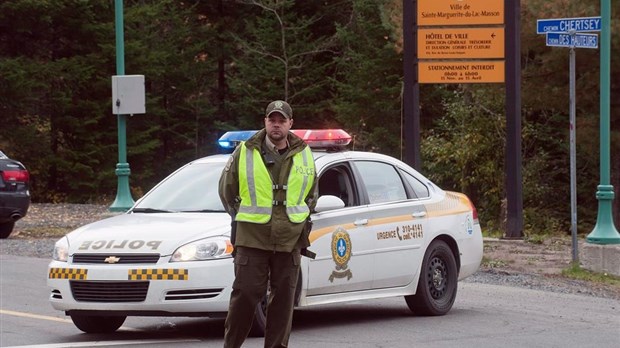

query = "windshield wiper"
132;208;174;213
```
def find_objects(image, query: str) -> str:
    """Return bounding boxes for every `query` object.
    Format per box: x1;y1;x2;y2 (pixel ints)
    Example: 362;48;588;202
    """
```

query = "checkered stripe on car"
49;268;88;280
128;269;188;280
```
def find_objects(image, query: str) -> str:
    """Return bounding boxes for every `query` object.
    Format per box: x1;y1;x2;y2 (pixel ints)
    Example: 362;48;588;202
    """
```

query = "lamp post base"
586;185;620;245
109;162;134;212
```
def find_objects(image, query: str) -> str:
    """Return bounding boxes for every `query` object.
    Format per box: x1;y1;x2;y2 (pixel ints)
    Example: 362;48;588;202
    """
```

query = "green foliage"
519;0;611;233
481;256;508;269
561;263;620;286
0;0;113;202
226;0;342;130
421;86;505;230
523;232;548;245
0;0;617;237
419;0;619;235
121;0;221;189
332;0;403;157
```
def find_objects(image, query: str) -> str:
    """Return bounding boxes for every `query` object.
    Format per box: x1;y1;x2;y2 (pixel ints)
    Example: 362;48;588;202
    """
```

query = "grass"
526;256;539;265
481;256;508;268
561;262;620;287
14;227;73;239
482;228;504;239
524;234;547;245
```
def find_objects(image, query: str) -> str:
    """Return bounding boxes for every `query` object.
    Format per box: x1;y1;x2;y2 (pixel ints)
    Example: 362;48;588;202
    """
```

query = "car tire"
69;314;126;333
0;221;15;239
405;239;457;316
248;293;268;337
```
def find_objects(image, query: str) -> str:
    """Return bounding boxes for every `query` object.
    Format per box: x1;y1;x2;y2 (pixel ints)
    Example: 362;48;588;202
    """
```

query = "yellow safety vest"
236;143;315;224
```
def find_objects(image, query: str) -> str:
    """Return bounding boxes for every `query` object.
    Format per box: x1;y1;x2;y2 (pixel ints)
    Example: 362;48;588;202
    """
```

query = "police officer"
219;100;317;348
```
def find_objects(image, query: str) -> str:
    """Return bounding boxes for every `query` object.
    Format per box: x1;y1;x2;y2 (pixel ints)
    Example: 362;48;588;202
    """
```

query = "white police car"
47;129;482;335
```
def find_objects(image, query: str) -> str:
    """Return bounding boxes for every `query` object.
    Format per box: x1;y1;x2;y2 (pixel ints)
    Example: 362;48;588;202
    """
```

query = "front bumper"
47;257;234;317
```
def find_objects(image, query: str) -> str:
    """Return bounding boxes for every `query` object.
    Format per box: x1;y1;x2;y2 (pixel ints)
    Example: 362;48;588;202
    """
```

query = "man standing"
219;100;317;348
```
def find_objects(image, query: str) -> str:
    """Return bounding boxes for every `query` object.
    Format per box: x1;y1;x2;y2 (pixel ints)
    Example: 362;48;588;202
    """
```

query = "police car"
47;129;482;335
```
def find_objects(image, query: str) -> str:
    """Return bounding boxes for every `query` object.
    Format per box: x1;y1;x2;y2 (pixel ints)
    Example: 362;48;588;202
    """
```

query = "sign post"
569;43;577;261
410;0;518;239
538;12;618;259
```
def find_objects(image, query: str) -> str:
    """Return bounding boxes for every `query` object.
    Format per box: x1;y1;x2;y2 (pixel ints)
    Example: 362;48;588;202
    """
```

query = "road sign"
536;16;601;34
418;28;504;59
418;61;505;84
546;32;599;49
418;0;503;26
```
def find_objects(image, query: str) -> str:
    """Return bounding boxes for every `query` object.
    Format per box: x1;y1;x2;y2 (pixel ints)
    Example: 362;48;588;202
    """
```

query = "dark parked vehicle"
0;150;30;238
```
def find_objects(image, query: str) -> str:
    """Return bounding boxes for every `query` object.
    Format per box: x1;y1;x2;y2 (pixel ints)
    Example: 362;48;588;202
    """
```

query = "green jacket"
218;129;318;252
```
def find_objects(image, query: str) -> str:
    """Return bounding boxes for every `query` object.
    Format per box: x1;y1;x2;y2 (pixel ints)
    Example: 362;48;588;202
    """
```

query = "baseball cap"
265;100;293;119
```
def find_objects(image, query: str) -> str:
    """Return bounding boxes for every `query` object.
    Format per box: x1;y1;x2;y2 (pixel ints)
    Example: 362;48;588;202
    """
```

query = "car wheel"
249;291;268;337
405;239;457;316
69;314;126;333
0;221;15;239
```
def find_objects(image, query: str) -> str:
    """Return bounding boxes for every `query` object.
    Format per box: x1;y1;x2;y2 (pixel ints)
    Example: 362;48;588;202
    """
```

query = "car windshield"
134;161;226;213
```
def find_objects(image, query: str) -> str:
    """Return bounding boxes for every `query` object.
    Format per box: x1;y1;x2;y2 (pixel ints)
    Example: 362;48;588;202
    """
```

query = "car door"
305;162;376;296
351;160;429;290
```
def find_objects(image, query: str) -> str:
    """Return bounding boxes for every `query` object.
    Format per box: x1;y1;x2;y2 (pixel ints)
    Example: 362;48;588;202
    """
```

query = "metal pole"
109;0;135;211
569;43;578;262
586;0;620;243
403;0;420;170
504;0;523;238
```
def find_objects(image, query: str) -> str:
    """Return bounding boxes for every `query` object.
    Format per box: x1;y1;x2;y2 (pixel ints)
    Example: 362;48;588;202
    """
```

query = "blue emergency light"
218;130;259;149
217;129;352;150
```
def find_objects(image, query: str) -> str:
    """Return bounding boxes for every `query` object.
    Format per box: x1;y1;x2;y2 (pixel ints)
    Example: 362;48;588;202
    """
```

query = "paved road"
1;255;618;348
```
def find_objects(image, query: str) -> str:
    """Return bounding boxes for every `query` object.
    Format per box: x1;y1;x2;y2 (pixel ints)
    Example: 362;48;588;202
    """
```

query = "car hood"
65;212;232;256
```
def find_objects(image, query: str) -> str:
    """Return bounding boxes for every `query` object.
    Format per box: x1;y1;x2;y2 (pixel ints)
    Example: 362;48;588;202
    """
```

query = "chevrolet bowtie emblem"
104;256;121;264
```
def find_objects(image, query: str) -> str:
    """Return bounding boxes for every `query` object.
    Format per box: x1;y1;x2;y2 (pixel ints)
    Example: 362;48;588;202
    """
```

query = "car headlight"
53;237;69;262
171;237;233;262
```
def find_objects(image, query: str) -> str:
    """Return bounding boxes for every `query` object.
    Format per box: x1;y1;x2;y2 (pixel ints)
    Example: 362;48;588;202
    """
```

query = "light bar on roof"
218;130;258;149
217;129;351;149
291;129;351;148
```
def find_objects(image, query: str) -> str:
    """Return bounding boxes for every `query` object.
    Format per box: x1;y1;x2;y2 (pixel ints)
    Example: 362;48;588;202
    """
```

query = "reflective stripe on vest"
286;146;315;222
237;144;273;223
236;143;315;224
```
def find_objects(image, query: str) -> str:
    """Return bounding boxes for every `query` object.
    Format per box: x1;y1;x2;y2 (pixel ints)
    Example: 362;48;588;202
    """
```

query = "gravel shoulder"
2;203;619;300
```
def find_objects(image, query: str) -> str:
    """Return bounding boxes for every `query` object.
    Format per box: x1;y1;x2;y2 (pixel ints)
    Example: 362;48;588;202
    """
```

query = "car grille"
72;254;160;264
70;281;149;302
165;288;224;301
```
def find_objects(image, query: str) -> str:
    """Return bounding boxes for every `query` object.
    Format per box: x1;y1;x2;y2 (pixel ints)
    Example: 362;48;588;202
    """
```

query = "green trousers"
223;246;301;348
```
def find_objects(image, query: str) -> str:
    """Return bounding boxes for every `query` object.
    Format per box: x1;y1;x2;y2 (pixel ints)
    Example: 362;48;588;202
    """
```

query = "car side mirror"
315;195;345;213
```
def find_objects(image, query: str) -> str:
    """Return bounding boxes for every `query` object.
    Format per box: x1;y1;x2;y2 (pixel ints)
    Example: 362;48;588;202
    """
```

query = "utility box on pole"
112;75;146;115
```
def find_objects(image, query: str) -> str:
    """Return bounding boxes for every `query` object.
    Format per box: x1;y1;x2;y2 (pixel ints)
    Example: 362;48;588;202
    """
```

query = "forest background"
0;0;618;237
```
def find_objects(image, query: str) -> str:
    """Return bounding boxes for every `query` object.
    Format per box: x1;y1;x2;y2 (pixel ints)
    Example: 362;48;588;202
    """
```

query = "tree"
0;0;115;202
331;0;404;157
226;0;341;129
421;86;506;232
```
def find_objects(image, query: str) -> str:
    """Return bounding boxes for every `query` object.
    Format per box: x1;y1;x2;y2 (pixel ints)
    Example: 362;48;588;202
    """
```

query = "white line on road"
0;308;141;332
0;309;71;324
0;338;201;348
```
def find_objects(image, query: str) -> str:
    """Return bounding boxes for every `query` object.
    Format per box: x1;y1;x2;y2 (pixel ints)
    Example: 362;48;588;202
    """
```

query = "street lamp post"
109;0;135;212
586;0;620;244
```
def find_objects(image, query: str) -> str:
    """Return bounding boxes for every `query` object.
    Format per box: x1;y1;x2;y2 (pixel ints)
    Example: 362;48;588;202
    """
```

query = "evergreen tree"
0;0;114;202
226;0;340;129
332;0;403;158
